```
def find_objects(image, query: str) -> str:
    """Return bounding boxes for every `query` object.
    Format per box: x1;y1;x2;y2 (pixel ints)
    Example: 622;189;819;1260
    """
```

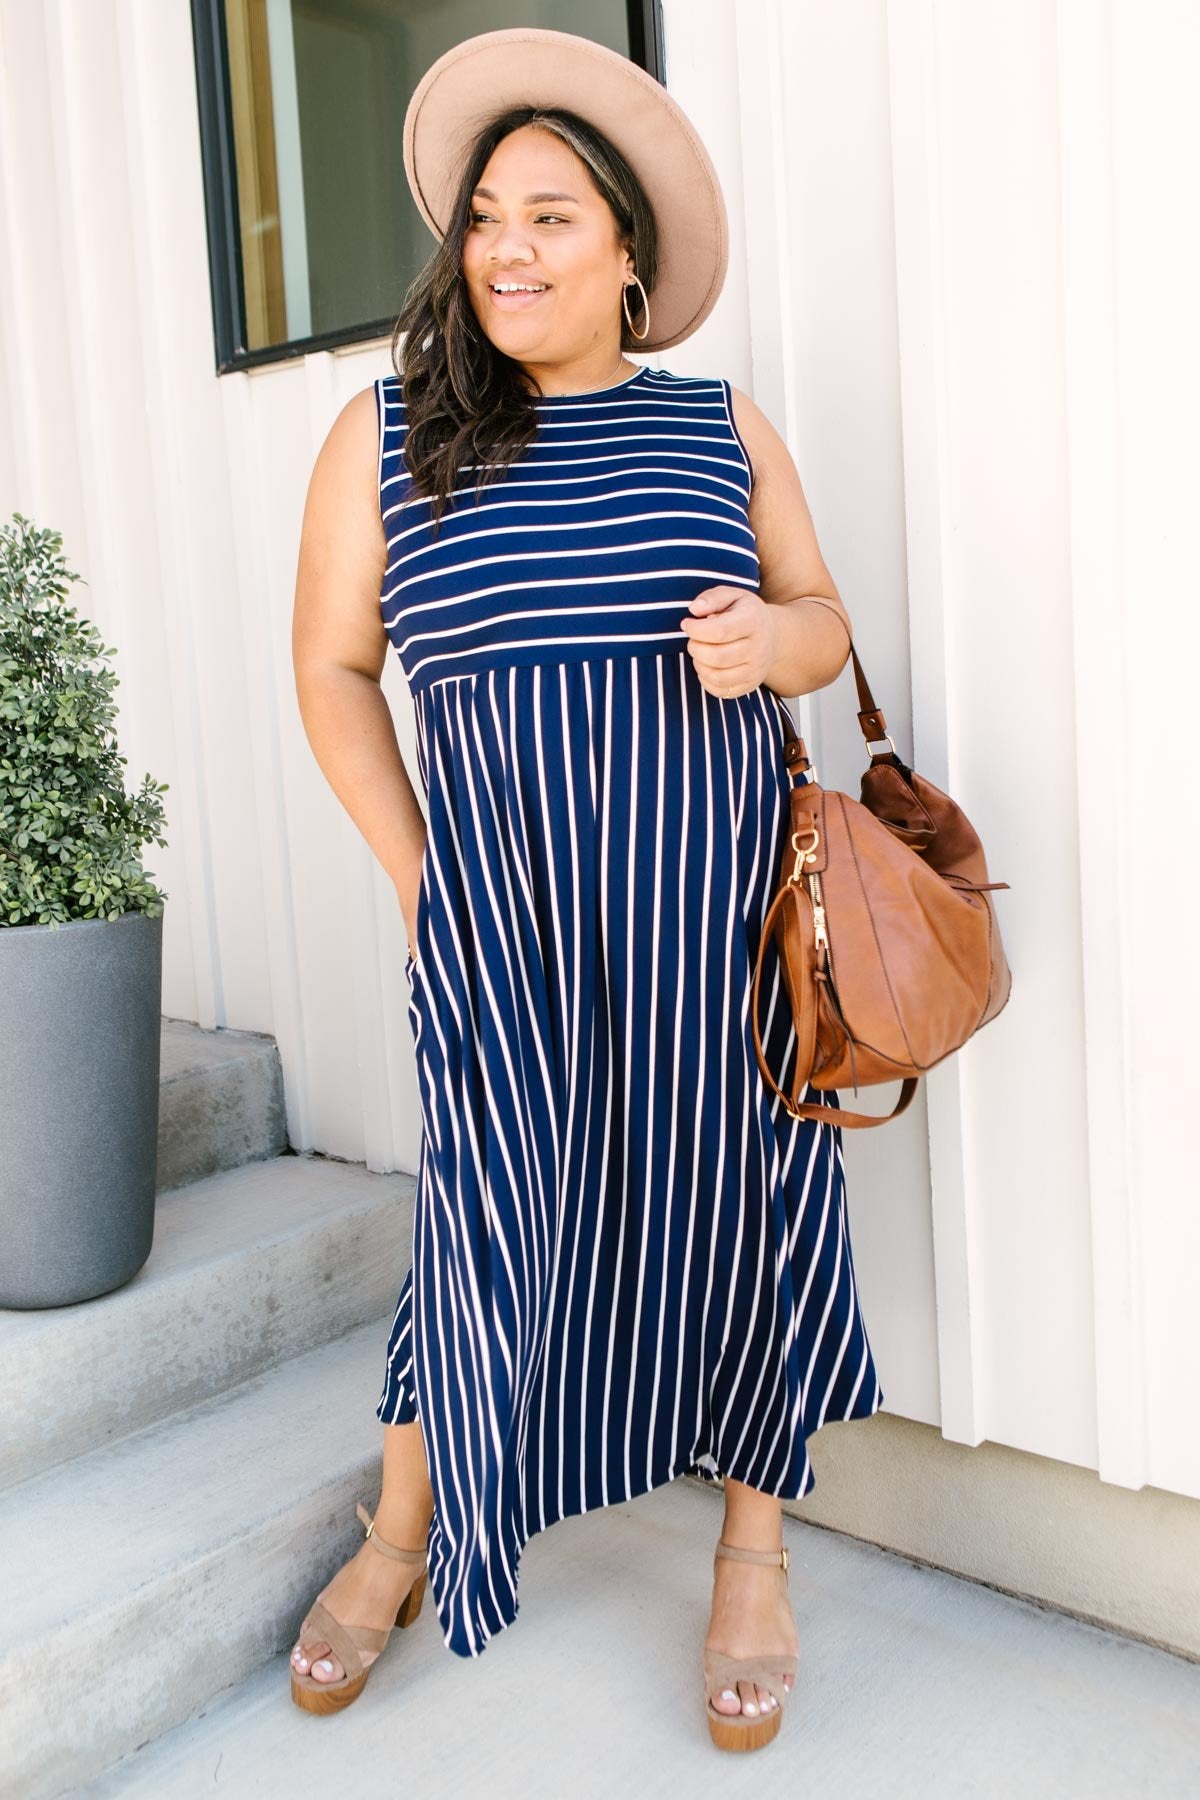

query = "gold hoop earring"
622;273;651;342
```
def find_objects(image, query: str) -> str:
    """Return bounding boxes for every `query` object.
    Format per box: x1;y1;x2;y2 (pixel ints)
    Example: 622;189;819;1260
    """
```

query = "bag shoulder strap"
799;600;895;753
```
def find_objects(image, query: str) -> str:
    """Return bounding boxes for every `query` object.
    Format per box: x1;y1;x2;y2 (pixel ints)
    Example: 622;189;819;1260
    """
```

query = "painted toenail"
315;1659;333;1674
721;1689;736;1700
744;1701;758;1714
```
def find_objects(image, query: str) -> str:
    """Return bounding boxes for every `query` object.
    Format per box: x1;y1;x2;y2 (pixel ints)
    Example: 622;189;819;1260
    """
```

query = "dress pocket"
411;830;432;970
403;948;424;1060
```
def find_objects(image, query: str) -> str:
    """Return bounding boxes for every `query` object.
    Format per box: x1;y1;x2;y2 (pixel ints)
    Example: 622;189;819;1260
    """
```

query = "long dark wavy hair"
388;106;660;537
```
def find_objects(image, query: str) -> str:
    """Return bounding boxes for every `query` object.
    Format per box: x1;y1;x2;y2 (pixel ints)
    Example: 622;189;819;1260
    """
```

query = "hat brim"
402;27;728;352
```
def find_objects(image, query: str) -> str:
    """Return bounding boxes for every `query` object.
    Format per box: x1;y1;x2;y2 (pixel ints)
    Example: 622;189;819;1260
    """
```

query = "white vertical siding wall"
728;0;1199;1502
0;0;1195;1504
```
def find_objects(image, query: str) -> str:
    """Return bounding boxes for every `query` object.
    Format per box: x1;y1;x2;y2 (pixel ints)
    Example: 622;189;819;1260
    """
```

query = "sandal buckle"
780;1545;790;1571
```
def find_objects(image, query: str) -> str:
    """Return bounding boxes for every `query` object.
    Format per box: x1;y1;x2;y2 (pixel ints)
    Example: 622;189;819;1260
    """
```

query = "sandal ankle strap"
355;1501;427;1564
715;1536;790;1572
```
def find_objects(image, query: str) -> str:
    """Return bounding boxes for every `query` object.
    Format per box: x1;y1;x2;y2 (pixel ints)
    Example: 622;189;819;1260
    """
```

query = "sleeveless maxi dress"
371;364;884;1659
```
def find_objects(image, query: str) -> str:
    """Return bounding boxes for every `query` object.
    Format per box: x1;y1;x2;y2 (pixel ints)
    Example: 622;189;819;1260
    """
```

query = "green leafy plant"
0;512;168;927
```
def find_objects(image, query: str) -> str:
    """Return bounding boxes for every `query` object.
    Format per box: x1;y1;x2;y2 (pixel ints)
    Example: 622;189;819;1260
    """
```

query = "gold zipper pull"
807;871;829;950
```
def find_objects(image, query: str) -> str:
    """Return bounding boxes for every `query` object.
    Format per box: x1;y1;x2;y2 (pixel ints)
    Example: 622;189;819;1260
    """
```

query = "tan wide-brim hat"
402;27;728;353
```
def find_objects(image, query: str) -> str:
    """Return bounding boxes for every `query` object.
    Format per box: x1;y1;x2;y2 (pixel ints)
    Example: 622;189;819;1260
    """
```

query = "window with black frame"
190;0;665;372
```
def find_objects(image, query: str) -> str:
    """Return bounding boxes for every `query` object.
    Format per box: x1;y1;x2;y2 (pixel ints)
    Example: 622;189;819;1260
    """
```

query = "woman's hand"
679;586;780;699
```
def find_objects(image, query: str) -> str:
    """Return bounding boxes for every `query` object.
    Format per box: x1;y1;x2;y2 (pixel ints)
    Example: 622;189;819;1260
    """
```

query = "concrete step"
0;1155;413;1490
157;1018;288;1192
0;1318;398;1800
84;1476;1200;1800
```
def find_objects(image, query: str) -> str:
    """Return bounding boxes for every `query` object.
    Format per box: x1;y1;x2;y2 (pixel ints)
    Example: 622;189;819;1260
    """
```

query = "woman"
289;26;883;1751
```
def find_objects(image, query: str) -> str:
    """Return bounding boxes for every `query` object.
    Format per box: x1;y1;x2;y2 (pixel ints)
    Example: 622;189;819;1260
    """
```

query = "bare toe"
310;1652;344;1683
294;1633;343;1683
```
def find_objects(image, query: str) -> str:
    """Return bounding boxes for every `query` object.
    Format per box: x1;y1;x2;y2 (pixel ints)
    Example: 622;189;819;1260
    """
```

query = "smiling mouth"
488;282;551;298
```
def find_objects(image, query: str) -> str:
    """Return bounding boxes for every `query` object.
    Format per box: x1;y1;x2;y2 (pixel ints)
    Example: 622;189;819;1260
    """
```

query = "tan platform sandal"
290;1501;428;1715
703;1538;800;1752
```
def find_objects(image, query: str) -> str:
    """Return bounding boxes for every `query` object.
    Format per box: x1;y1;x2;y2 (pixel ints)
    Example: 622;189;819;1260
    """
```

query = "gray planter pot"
0;909;163;1309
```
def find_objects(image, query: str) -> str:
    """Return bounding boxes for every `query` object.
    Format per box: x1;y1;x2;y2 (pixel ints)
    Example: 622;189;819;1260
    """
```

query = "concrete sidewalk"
91;1474;1200;1799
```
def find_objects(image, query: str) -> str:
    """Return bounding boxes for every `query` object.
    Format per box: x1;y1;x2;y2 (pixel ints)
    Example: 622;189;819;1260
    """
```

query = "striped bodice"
374;365;760;694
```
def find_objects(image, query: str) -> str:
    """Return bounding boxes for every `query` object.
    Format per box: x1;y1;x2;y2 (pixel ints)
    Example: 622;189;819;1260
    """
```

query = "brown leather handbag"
752;642;1012;1129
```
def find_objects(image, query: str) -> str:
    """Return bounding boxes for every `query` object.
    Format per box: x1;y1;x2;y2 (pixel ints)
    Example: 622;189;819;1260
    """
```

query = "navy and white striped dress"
372;363;883;1659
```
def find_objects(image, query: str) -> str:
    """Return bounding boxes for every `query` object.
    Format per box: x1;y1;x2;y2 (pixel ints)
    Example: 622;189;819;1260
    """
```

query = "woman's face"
461;125;634;373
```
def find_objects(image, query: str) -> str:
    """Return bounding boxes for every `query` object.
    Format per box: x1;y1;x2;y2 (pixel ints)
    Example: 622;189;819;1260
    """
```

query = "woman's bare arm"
728;385;853;697
291;385;426;942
